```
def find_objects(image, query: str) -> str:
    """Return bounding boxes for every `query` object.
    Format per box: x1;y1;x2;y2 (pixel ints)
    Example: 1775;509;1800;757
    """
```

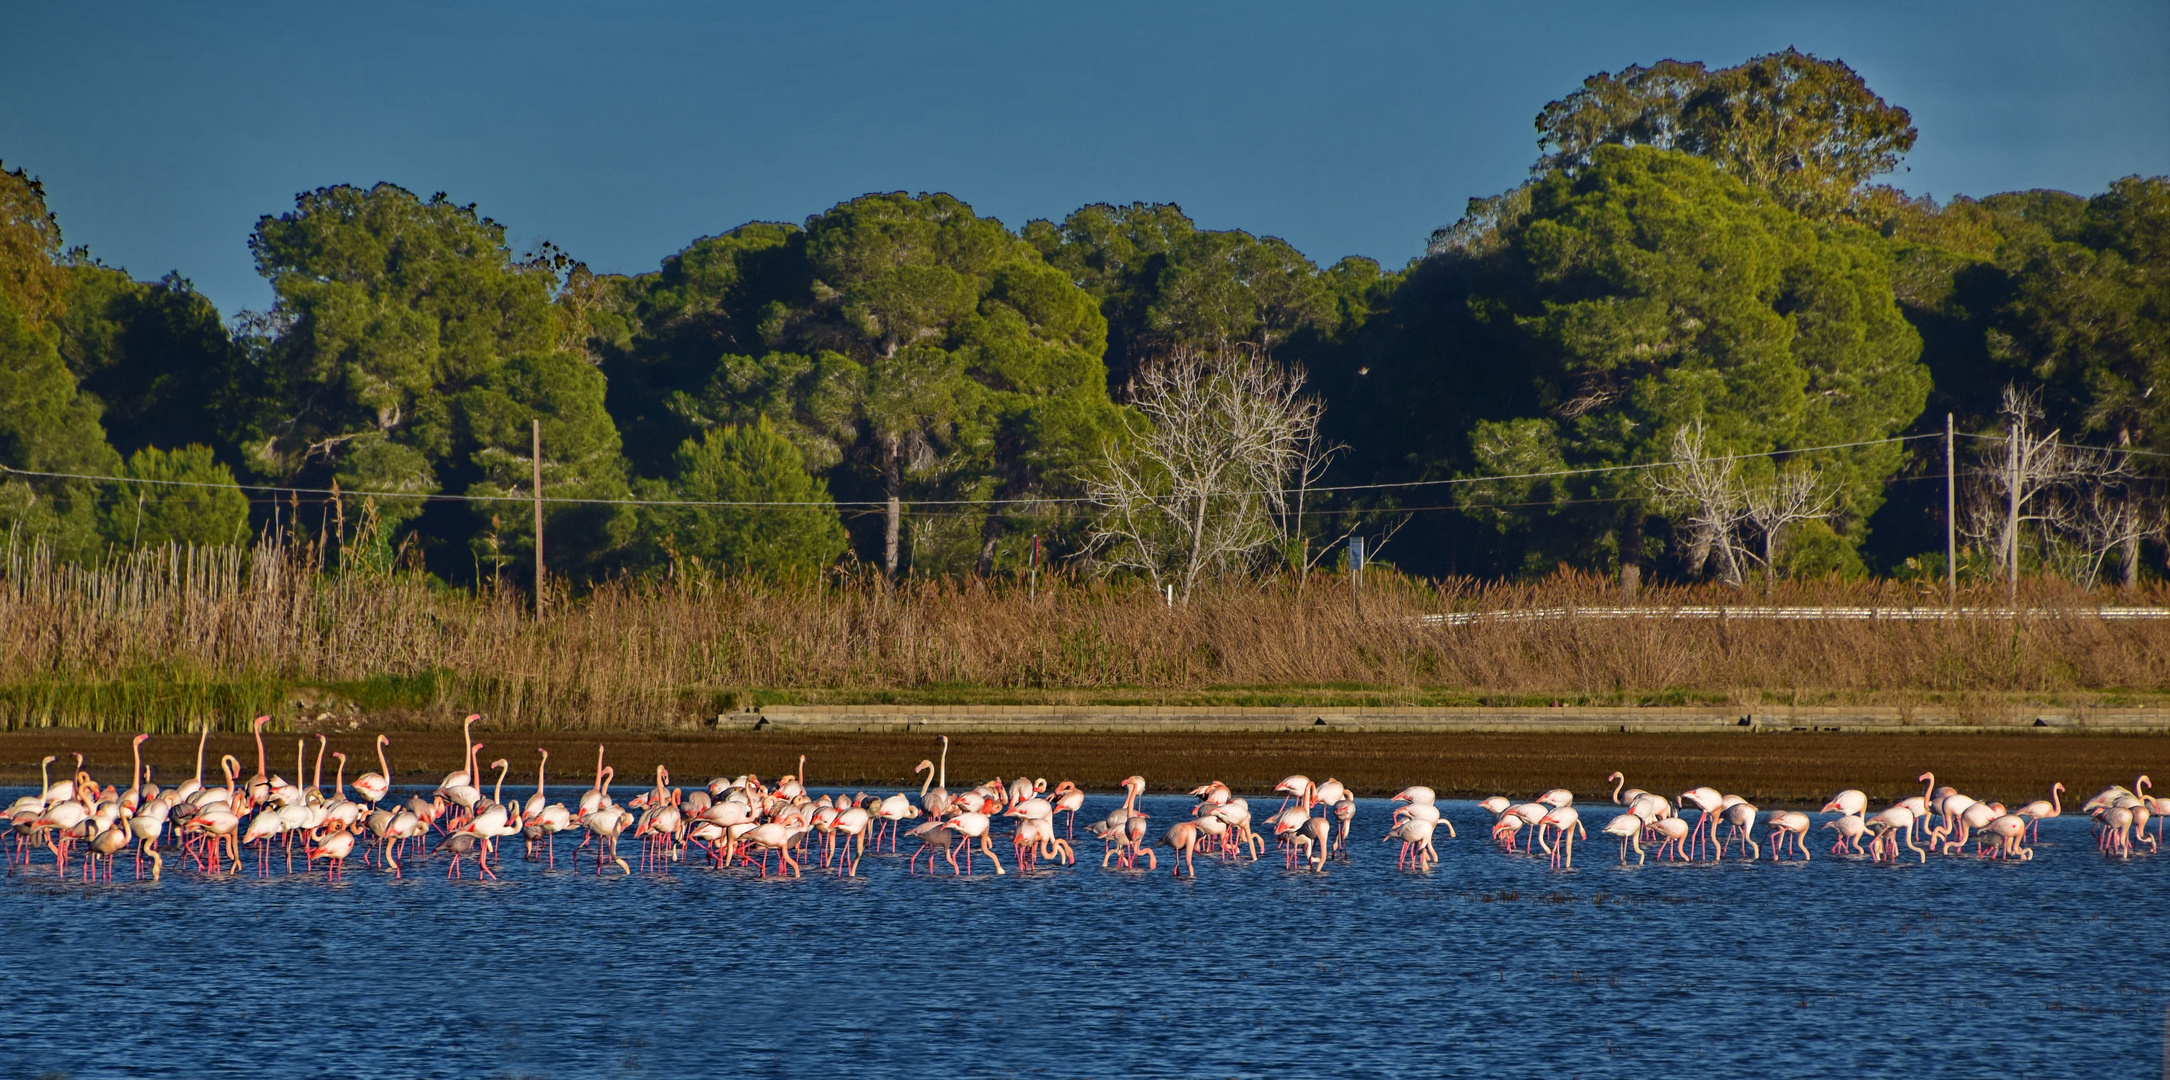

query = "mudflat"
3;728;2154;805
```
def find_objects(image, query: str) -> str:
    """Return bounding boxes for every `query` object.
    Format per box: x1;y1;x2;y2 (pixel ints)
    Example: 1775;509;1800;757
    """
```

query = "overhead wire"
0;431;1945;514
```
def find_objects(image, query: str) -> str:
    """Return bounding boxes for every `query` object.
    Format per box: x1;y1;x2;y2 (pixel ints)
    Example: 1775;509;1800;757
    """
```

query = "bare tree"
1742;463;1835;572
2046;446;2160;590
1086;349;1323;599
1649;421;1751;585
1651;421;1841;584
1964;386;2095;596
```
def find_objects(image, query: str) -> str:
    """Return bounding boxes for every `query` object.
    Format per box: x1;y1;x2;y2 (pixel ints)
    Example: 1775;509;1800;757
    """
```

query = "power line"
1954;430;2170;461
0;432;1939;512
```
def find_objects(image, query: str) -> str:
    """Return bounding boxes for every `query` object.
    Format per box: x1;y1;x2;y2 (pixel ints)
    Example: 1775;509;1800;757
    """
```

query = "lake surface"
3;789;2163;1079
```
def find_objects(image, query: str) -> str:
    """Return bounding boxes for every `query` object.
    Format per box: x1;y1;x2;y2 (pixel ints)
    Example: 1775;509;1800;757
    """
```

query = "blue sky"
5;1;2166;315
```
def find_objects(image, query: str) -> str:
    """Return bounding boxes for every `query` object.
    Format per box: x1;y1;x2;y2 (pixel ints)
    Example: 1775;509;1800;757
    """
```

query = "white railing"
1420;606;2170;626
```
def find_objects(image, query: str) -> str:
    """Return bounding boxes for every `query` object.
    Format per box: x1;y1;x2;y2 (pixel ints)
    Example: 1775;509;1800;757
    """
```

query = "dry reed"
4;540;2169;732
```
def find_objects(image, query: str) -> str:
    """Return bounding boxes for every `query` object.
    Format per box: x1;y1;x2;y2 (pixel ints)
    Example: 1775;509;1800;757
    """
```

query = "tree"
1534;49;1917;221
1026;203;1340;395
632;418;848;576
1086;349;1323;598
99;445;250;549
1983;177;2170;456
0;164;70;331
1648;420;1837;584
0;291;120;559
610;193;1121;577
245;183;630;580
453;350;631;584
1433;147;1927;585
57;266;246;457
1963;385;2136;593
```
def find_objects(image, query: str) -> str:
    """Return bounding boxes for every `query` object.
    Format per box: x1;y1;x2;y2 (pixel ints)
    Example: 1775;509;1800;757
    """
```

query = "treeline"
1;49;2164;592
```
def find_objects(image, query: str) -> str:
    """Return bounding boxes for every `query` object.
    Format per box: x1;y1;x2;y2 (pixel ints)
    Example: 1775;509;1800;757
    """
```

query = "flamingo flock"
1542;771;2133;867
4;722;2158;885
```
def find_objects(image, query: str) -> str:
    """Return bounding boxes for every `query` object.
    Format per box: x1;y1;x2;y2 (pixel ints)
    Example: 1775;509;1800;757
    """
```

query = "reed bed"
4;540;2169;732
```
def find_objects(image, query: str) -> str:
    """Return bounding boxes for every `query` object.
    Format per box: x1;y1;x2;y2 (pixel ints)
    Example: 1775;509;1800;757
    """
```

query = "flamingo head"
252;716;269;732
133;734;150;747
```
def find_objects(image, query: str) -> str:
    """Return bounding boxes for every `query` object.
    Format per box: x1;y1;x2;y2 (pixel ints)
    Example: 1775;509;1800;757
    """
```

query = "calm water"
3;790;2164;1079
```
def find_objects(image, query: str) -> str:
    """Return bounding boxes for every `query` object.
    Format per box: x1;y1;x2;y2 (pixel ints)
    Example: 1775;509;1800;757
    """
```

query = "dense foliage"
0;50;2162;589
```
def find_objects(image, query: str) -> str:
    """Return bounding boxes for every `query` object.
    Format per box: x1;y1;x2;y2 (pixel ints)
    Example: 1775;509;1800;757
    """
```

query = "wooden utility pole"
1945;413;1957;601
532;419;545;620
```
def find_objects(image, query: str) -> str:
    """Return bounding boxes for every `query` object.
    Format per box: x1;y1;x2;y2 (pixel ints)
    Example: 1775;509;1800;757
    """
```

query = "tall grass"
3;539;2168;731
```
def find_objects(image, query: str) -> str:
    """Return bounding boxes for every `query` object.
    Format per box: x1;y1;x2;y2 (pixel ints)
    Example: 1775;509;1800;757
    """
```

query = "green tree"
0;291;120;559
99;445;250;549
453;350;631;584
1432;147;1927;582
0;164;70;331
1535;49;1917;221
632;418;847;576
245;183;630;579
1983;177;2170;453
57;266;246;457
608;193;1121;577
1025;203;1340;393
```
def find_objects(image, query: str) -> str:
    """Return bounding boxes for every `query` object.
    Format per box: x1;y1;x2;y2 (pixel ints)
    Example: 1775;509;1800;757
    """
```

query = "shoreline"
2;728;2154;807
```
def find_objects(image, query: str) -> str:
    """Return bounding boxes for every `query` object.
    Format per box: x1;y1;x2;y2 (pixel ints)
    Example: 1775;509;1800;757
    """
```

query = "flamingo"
1650;817;1691;861
175;723;209;803
1162;820;1202;877
1868;806;1925;863
1273;775;1315;812
1677;787;1723;860
2096;805;2136;858
583;804;633;876
1820;790;1868;818
1603;813;1646;864
946;811;1004;876
1385;815;1441;870
440;715;481;791
309;825;356;880
121;734;149;813
1984;814;2033;860
1538;805;1583;868
245;715;271;802
1824;814;1867;855
1051;781;1086;839
1721;800;1759;859
2013;782;2063;841
353;735;391;807
907;820;959;875
1765;812;1810;861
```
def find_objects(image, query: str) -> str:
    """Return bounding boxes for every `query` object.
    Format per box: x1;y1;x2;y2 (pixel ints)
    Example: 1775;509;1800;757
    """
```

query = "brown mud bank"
1;729;2155;807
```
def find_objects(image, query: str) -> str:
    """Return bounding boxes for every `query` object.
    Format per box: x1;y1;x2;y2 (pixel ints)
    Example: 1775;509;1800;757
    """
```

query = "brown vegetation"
4;541;2170;732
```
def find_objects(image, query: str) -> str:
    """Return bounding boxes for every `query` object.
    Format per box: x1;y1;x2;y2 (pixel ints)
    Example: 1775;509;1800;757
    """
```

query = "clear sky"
5;1;2166;315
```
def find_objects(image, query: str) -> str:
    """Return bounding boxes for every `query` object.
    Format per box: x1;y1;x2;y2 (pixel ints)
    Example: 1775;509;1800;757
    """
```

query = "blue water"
2;789;2163;1079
